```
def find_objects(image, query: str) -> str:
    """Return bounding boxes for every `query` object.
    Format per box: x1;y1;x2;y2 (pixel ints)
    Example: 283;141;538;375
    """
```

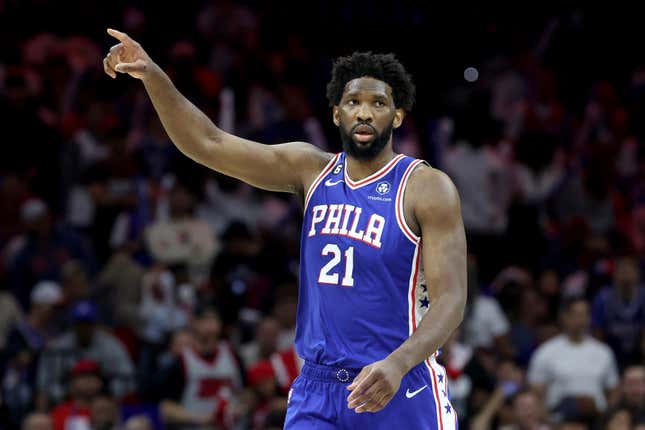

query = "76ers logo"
376;181;391;195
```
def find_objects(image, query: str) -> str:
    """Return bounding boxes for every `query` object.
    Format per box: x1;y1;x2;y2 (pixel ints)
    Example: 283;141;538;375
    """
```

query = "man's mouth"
352;124;376;143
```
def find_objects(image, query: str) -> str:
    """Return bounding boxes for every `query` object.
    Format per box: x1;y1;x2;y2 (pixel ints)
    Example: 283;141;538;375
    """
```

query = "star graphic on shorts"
444;404;451;414
438;374;444;383
419;297;429;308
421;283;427;292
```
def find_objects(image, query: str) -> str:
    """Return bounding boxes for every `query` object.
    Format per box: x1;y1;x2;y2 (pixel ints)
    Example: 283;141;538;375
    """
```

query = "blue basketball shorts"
284;360;457;430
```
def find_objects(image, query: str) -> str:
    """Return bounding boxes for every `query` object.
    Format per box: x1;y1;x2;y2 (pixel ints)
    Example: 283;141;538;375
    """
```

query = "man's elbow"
443;290;466;328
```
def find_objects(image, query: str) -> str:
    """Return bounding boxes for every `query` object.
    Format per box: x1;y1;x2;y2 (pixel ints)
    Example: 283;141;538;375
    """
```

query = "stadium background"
0;2;644;429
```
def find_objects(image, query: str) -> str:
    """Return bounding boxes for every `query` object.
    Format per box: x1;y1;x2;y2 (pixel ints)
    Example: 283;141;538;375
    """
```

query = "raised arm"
103;28;330;194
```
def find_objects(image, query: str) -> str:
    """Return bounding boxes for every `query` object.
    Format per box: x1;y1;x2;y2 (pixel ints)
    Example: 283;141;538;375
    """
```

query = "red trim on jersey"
396;159;424;244
304;153;341;211
408;244;421;333
344;153;405;189
408;242;444;429
426;358;445;430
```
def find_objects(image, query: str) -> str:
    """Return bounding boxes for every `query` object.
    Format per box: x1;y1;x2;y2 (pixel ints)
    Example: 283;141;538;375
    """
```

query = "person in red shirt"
51;359;104;430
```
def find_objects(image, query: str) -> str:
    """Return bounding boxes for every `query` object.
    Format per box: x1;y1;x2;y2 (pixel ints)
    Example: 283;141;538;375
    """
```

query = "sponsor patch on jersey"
376;181;391;195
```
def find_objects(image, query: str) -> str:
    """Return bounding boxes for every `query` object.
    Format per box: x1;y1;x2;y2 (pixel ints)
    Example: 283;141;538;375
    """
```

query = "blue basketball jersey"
296;152;429;369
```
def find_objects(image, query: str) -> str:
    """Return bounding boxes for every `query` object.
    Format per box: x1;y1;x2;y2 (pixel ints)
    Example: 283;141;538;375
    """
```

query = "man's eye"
348;99;358;105
375;101;385;107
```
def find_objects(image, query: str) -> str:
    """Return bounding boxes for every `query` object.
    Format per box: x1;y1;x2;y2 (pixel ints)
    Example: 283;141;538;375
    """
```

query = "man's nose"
356;103;373;122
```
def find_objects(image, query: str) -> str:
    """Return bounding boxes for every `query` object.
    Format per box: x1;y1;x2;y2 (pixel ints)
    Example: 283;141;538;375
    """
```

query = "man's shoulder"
47;331;76;350
534;334;567;355
406;163;460;219
94;329;128;350
282;142;333;173
583;336;615;356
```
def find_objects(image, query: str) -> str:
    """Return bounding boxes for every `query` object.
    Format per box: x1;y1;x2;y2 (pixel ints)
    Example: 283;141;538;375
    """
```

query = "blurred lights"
464;67;479;82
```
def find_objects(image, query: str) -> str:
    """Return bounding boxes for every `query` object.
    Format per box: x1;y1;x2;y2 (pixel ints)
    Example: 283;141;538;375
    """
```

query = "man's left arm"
347;166;467;413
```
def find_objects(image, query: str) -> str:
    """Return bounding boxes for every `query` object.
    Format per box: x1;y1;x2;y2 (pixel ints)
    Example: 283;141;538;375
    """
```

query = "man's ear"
333;106;340;126
393;108;405;129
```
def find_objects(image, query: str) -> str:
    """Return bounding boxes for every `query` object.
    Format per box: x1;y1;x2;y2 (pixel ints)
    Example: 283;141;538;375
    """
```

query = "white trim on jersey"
343;153;405;189
425;355;457;430
395;159;424;244
304;153;341;212
405;233;457;429
407;242;422;336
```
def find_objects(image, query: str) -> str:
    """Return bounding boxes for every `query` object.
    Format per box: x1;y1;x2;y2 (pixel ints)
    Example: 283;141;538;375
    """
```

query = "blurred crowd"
1;1;644;430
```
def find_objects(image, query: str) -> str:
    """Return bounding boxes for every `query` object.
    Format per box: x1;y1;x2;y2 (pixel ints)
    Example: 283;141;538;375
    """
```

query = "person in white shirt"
527;297;619;419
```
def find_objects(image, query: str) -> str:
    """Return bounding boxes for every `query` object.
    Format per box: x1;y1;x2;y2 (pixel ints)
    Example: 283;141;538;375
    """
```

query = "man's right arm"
104;28;330;194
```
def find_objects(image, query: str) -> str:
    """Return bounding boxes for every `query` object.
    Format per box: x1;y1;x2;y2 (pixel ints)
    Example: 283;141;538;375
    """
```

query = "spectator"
443;115;515;282
510;286;550;366
90;394;120;430
272;294;298;351
609;365;645;423
592;255;645;366
267;346;302;396
503;390;552;430
246;360;286;430
123;415;153;430
95;250;144;330
5;281;63;355
0;281;23;350
528;297;619;420
159;309;243;429
470;360;531;430
22;412;53;430
37;300;135;406
462;260;514;357
50;359;104;430
140;327;194;402
240;316;281;368
61;260;92;306
145;181;219;278
5;198;95;308
3;281;63;422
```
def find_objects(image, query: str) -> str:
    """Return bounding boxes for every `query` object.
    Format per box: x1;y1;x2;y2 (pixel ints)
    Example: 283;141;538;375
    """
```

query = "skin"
22;413;53;430
104;28;467;414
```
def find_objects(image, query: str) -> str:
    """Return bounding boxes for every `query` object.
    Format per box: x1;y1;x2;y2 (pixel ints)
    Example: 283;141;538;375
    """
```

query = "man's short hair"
326;52;416;111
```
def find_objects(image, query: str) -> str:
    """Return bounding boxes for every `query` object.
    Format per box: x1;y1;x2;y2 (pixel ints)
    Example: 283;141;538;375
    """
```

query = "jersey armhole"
303;153;341;212
395;159;426;244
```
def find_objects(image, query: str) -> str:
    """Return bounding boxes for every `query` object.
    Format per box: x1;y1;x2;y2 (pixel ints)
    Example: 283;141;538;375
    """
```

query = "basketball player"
104;28;467;429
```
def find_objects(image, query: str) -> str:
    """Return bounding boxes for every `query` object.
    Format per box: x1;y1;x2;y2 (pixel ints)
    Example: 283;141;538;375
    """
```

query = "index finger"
107;28;135;46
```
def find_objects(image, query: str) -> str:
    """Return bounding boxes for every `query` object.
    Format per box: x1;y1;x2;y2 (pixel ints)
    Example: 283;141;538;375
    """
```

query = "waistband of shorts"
301;361;362;383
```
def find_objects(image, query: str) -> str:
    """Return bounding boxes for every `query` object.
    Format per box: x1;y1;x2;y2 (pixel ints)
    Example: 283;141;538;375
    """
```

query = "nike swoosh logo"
405;385;428;399
324;179;344;186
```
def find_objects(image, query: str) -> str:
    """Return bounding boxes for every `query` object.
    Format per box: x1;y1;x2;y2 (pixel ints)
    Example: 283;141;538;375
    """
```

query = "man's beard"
339;120;394;160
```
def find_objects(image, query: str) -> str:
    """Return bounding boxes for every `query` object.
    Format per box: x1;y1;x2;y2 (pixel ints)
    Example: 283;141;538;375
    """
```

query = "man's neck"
566;332;586;343
345;145;396;182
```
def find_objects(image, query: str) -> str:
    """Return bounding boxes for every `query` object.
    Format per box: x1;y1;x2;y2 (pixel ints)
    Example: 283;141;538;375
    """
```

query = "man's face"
613;257;640;293
71;373;103;401
193;316;221;357
562;301;590;337
333;77;404;160
256;318;280;354
513;392;542;429
74;322;95;347
623;366;645;407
